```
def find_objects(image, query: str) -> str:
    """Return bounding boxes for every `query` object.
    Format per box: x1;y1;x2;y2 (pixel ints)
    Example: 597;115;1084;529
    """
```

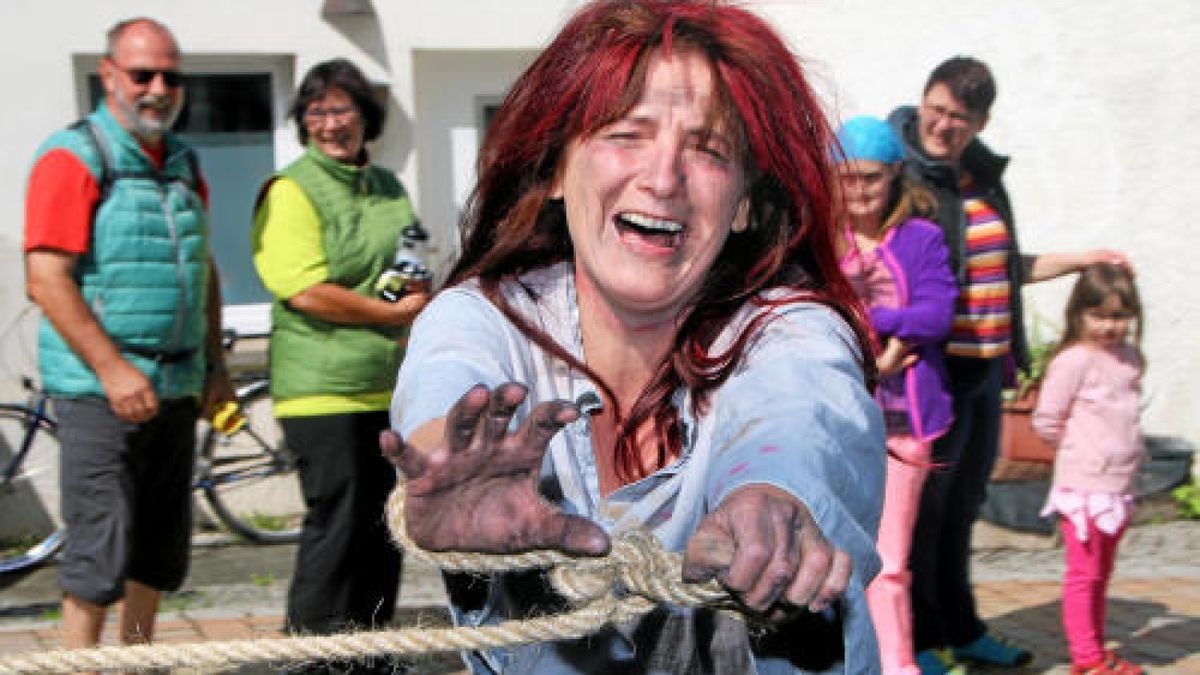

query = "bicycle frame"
0;381;52;487
4;329;300;571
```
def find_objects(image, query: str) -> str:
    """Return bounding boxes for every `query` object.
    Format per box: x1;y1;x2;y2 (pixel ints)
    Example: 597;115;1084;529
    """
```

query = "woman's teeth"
617;212;683;233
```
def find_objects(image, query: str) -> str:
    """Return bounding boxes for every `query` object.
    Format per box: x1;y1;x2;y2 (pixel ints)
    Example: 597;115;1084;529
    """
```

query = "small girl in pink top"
1033;263;1145;675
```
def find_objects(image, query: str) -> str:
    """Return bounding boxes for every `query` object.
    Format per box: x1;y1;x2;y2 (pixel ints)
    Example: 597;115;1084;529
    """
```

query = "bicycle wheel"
0;405;65;573
198;388;303;544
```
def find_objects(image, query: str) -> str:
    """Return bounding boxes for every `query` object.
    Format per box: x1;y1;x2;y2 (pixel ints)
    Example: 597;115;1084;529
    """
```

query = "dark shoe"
916;648;967;675
953;632;1033;667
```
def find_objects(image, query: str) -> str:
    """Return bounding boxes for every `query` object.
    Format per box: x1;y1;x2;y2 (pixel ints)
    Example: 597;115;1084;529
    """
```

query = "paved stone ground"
969;520;1200;674
1;520;1197;673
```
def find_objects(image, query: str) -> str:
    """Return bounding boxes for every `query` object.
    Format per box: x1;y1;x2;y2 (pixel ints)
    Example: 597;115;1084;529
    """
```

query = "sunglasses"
115;65;184;88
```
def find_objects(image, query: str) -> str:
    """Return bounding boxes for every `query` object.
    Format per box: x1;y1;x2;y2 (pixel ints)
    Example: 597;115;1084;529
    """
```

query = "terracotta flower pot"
999;387;1056;464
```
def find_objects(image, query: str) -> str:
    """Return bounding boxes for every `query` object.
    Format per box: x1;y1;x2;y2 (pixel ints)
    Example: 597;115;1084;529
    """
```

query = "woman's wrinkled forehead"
640;51;710;106
597;48;747;151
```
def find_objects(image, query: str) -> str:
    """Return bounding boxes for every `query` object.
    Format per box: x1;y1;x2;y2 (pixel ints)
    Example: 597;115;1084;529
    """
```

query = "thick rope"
0;484;735;674
383;485;732;610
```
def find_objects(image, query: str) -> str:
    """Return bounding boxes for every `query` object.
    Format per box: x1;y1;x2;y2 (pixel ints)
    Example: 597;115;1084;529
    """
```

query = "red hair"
449;0;874;483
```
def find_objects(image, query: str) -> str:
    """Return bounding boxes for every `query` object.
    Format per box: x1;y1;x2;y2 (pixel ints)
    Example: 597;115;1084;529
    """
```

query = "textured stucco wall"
0;0;1195;445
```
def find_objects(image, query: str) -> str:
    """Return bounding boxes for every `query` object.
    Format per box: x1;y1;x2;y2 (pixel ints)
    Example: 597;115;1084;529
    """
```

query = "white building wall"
0;1;1197;445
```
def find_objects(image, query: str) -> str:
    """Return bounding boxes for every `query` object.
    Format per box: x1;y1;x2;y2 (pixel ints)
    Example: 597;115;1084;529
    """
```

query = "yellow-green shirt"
251;177;393;417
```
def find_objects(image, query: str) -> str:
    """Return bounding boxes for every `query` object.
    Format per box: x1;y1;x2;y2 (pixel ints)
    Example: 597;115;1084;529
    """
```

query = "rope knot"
384;485;733;618
548;530;730;611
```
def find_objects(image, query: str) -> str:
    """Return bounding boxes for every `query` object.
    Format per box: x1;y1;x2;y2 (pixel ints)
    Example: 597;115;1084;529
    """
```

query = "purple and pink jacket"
849;217;958;441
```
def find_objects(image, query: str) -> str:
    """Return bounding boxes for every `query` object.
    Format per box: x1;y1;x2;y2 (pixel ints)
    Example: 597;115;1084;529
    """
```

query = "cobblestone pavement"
970;520;1200;674
0;520;1196;673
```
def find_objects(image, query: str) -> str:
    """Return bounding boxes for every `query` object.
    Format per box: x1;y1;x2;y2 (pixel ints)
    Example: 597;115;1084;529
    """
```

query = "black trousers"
911;357;1002;651
282;411;402;644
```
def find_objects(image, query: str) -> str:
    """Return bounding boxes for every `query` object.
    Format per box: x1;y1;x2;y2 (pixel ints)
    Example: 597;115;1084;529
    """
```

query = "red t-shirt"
24;145;209;255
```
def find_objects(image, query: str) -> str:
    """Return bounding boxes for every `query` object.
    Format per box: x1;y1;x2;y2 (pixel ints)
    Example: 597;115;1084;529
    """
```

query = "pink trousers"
1061;516;1125;667
866;435;931;675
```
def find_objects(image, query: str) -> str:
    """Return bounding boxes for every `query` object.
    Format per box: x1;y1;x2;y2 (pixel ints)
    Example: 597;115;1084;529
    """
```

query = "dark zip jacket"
886;105;1030;372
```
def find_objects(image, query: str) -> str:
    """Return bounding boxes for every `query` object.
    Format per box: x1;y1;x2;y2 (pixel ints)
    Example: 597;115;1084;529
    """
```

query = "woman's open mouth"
615;212;684;249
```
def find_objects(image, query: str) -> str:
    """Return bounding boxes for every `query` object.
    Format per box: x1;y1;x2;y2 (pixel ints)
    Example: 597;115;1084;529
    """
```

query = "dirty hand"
682;484;850;621
380;382;610;556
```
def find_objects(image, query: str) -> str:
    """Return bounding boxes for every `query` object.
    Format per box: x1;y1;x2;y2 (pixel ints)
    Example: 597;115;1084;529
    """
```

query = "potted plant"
984;327;1060;532
993;315;1059;481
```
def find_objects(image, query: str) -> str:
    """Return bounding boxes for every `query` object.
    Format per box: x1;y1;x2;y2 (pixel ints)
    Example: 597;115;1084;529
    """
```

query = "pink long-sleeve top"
1033;343;1144;495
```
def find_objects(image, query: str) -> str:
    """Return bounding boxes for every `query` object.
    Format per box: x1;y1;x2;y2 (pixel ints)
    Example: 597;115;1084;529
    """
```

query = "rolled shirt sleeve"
705;303;885;586
704;303;885;672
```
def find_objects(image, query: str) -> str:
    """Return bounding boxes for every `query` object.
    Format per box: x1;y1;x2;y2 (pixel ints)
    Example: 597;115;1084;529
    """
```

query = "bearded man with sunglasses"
23;18;231;656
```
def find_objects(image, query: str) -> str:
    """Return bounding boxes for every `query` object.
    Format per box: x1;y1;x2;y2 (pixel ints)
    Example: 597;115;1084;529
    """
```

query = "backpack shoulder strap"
183;146;202;192
68;118;115;200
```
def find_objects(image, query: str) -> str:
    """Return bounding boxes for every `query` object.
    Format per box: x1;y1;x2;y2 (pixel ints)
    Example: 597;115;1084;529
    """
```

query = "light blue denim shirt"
393;263;885;674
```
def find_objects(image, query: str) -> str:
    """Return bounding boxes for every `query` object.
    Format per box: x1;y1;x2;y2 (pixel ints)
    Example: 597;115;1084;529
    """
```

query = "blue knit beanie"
832;115;904;165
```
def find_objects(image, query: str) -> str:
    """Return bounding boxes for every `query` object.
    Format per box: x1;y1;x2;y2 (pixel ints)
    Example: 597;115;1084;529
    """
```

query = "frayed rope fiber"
0;484;736;674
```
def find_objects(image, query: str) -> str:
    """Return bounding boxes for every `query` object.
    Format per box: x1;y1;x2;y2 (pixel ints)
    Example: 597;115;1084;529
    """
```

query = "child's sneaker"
1104;650;1144;674
1068;650;1144;675
953;632;1033;667
916;648;967;675
1069;652;1144;675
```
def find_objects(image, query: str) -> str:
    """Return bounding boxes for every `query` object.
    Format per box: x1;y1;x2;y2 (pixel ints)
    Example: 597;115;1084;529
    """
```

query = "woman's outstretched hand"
380;382;610;557
682;484;850;619
382;384;847;620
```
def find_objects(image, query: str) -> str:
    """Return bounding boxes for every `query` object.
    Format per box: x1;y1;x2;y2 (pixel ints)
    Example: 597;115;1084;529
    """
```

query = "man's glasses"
115;65;184;88
921;103;978;129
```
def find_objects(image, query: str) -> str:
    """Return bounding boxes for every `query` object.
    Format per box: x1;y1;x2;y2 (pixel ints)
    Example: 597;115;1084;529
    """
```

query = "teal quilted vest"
267;146;413;401
35;103;210;399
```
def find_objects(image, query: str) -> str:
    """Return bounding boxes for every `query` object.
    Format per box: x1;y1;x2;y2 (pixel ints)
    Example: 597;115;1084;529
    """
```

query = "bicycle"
194;336;304;545
0;377;64;574
0;339;302;574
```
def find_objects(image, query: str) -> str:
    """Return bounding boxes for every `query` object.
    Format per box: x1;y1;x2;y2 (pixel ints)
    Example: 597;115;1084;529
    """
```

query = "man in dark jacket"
887;56;1128;674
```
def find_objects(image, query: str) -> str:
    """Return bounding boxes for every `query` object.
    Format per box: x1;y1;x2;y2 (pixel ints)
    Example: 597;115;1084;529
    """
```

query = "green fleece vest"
35;103;209;399
268;146;413;401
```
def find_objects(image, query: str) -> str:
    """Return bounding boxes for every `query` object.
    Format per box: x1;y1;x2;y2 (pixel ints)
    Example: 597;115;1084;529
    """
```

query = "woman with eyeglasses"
381;1;886;672
250;58;430;667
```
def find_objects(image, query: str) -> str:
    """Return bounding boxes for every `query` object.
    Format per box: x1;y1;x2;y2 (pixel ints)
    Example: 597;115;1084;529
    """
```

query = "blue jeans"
910;356;1002;651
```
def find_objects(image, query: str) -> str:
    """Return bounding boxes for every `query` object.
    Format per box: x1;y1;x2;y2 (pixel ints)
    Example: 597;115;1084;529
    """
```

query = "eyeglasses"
304;105;357;125
921;102;978;129
115;65;184;88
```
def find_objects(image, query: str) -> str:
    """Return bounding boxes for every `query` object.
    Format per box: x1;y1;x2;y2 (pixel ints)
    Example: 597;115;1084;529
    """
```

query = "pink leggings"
1061;516;1125;667
866;435;931;675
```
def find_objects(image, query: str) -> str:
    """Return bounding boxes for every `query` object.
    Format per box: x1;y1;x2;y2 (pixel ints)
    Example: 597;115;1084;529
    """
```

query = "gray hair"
105;17;179;58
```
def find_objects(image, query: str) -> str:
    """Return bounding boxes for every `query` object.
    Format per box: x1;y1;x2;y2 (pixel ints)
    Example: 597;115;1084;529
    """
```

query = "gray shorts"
55;396;197;606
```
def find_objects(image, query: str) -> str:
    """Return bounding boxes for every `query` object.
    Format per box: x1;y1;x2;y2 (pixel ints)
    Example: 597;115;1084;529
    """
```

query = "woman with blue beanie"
833;116;959;675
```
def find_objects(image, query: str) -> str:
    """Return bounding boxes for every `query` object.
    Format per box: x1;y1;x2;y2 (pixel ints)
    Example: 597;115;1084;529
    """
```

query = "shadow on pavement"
984;596;1199;672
